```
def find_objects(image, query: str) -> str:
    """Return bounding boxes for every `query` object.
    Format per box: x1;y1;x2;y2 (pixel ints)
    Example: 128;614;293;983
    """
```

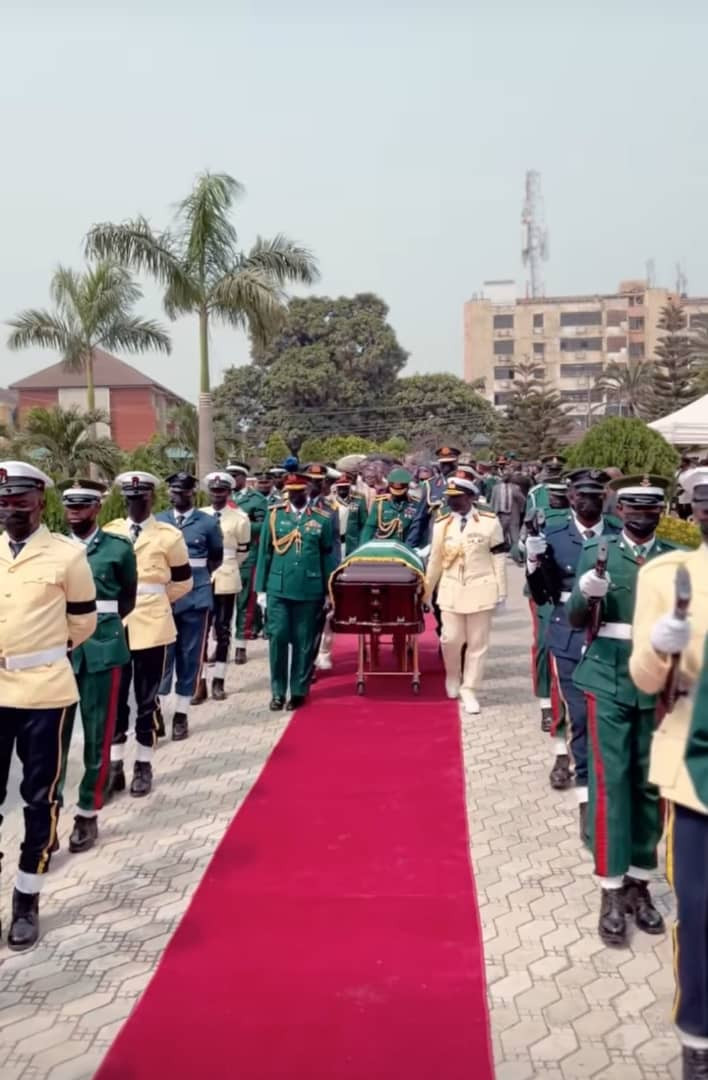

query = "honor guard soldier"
305;463;342;563
267;466;287;507
0;461;96;950
104;472;192;798
333;473;368;556
526;469;621;828
193;472;250;701
256;472;274;499
567;475;677;945
255;472;336;711
157;473;222;738
57;480;138;853
407;446;460;551
360;468;419;548
227;461;268;664
424;470;507;715
525;454;566;515
629;466;708;1079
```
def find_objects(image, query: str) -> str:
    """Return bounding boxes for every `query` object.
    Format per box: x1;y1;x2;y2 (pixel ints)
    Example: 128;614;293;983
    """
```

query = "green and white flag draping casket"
339;539;424;574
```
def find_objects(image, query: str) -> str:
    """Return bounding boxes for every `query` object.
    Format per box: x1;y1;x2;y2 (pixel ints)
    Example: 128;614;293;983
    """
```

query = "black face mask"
624;517;660;540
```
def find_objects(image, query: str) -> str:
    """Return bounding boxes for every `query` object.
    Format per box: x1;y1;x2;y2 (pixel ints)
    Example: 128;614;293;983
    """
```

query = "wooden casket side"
331;561;424;633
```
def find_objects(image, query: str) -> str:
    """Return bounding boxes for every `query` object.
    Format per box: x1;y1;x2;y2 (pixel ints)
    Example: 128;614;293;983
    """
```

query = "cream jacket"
425;509;507;614
203;505;250;595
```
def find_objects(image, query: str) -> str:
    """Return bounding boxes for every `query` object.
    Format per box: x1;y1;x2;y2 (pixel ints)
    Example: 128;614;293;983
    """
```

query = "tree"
263;432;291;465
299;434;378;463
688;324;708;398
495;358;572;458
384;373;496;450
213;364;269;443
647;300;697;419
7;261;170;415
594;357;651;418
564;417;679;475
21;405;122;480
85;171;319;477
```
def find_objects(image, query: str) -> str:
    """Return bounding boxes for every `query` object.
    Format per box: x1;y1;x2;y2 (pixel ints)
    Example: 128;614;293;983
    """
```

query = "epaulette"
51;532;82;547
102;518;124;531
156;520;183;536
409;493;421;503
373;493;389;501
477;507;497;517
545;513;573;534
311;505;330;518
435;507;451;521
638;546;691;573
101;530;132;546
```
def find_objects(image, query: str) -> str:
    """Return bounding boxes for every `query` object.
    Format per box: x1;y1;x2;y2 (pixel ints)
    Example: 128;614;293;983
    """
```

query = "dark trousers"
0;707;66;876
267;597;321;699
114;643;167;748
497;511;520;551
551;652;588;786
668;803;708;1038
59;666;122;813
205;593;236;663
159;609;210;699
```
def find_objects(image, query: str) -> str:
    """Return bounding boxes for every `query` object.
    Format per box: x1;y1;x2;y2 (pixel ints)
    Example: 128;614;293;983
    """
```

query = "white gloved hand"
496;597;507;610
650;614;691;655
415;545;431;561
525;535;547;560
578;569;611;599
257;592;267;613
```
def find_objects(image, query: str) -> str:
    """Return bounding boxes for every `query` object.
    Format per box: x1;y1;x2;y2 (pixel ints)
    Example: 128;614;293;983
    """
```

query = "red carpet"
97;624;493;1079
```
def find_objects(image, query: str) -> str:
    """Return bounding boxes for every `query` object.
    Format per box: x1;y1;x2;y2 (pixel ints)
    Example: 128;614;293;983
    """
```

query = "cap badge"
131;475;140;488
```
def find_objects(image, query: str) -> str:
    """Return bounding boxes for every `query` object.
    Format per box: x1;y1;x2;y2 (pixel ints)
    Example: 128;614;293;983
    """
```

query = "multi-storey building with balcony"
463;279;708;432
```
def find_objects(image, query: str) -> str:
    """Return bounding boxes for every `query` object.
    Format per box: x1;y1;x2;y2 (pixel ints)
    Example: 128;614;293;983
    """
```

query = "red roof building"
9;350;187;451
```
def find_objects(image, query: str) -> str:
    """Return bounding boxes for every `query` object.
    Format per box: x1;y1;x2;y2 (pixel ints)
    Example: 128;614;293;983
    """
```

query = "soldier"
526;469;621;832
567;475;678;945
360;468;419;547
104;472;192;798
0;461;96;950
332;473;368;556
267;466;286;507
228;461;268;664
525;454;566;515
305;463;342;563
424;470;507;715
256;472;273;499
255;472;335;711
156;473;222;738
57;480;138;854
193;471;250;701
407;446;460;550
629;466;708;1079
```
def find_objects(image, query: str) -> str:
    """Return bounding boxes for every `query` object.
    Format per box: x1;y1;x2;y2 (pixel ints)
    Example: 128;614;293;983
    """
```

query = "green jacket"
344;493;368;555
72;529;137;675
685;634;708;805
233;489;268;565
567;533;681;706
525;483;552;516
360;494;419;547
255;504;336;601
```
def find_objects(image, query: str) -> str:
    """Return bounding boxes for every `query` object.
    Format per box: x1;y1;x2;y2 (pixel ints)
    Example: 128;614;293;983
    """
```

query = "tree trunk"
198;310;215;476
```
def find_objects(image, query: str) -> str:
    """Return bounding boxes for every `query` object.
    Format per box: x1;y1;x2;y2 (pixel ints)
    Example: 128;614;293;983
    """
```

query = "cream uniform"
203;504;250;594
0;526;97;708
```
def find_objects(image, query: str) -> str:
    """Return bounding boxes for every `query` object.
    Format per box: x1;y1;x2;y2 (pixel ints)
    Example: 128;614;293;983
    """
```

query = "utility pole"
521;170;549;299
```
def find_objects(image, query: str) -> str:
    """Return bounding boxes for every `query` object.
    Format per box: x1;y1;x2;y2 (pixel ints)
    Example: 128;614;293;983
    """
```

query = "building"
10;349;186;451
463;279;708;431
0;389;18;429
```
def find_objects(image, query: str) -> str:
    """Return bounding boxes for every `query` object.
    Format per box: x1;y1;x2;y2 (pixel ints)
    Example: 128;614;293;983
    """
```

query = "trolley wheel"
356;681;366;696
412;681;421;695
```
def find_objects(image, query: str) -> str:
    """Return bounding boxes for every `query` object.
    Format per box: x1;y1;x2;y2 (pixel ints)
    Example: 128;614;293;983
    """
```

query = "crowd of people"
0;444;707;1077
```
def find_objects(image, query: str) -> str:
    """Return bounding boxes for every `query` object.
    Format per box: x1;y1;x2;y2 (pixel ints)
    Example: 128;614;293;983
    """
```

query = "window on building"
533;313;544;329
606;335;627;352
493;339;514;355
560;337;603;352
560;310;603;327
493;314;514;330
628;341;645;358
628;294;644;306
628;316;644;331
606;309;627;327
494;392;512;406
560;363;603;378
561;389;603;403
494;366;514;380
533;342;545;355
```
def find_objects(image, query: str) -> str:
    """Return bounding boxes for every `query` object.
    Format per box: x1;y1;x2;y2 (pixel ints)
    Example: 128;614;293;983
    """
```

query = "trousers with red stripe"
586;692;663;878
58;666;122;814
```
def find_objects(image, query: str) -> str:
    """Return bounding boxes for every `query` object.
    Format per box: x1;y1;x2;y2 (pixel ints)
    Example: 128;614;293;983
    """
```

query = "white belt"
597;622;632;641
559;591;571;602
96;600;119;614
222;547;237;559
137;583;166;595
0;644;66;671
189;558;207;568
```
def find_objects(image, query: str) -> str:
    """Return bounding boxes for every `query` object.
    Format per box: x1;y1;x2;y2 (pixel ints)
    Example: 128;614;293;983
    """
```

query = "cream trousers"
440;608;493;690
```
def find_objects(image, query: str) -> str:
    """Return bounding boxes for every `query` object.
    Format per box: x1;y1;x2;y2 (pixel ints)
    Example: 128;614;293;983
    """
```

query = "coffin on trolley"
330;540;425;694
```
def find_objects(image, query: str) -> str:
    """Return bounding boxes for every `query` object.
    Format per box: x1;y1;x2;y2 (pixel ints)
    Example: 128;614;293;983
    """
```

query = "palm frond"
50;266;82;317
6;310;73;354
85;217;185;288
176;173;243;284
83;261;142;330
208;268;287;346
163;273;204;320
102;316;172;355
244;234;320;286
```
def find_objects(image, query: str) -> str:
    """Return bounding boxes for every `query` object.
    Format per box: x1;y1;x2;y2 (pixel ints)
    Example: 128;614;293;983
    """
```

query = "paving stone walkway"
0;565;680;1078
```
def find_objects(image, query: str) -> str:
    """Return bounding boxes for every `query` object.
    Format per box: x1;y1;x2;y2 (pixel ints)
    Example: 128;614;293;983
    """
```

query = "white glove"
650;615;691;655
257;592;267;613
525;535;547;560
415;545;431;561
578;569;610;599
496;597;507;610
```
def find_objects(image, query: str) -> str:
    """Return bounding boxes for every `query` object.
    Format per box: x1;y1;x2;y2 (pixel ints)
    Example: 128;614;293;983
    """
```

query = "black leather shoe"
550;754;572;790
234;647;247;665
683;1045;708;1079
270;697;285;711
8;890;39;952
172;713;189;741
540;706;553;733
69;815;98;854
130;761;153;797
579;802;590;846
624;877;665;935
211;678;226;701
156;706;166;739
598;887;627;946
105;761;126;802
191;678;207;706
286;695;306;711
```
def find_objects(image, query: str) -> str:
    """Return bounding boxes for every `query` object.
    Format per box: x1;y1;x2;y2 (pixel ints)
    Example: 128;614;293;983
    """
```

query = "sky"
2;1;708;403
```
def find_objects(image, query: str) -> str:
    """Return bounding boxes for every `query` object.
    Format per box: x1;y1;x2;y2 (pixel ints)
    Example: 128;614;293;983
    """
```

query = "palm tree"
84;171;319;476
22;405;122;480
594;357;651;418
7;261;172;416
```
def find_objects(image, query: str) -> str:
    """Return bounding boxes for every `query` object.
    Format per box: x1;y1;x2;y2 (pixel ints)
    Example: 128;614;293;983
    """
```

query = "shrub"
655;515;701;550
565;417;679;475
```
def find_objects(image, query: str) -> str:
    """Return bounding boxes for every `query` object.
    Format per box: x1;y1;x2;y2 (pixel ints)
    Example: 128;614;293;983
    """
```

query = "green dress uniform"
342;492;368;555
360;493;419;547
255;503;336;702
567;532;680;881
58;529;137;815
233;487;268;644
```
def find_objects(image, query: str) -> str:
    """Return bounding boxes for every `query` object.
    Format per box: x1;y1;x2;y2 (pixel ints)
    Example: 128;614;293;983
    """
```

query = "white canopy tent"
648;394;708;445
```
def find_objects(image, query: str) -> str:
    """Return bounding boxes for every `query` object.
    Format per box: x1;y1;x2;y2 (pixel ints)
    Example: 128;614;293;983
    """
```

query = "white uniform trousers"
440;608;493;691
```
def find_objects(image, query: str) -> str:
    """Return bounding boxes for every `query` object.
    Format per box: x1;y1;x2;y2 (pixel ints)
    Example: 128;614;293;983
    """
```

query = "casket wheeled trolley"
330;540;425;695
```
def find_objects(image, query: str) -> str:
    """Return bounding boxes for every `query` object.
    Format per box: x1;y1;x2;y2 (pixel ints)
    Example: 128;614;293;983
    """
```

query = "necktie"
129;523;142;544
460;515;468;530
9;541;25;559
215;510;222;521
584;530;594;540
176;514;185;529
634;544;646;564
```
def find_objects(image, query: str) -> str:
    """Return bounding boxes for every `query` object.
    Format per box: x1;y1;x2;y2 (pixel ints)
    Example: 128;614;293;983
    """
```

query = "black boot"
8;890;39;952
191;678;207;706
234;647;247;665
270;697;285;711
69;815;98;854
550;754;572;790
104;761;126;802
211;678;226;701
172;712;189;741
286;695;306;711
155;706;166;739
130;761;153;797
579;802;590;846
624;876;665;935
683;1046;708;1079
598;888;627;946
540;706;553;733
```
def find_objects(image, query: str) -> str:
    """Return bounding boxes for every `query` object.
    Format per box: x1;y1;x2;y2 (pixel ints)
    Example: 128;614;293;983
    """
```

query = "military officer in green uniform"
566;475;679;947
331;473;368;556
267;466;287;506
57;480;138;852
525;454;566;515
227;461;268;663
255;473;335;711
360;468;419;548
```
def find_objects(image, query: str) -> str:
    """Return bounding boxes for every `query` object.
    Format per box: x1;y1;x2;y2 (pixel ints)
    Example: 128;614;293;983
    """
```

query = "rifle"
586;539;609;644
524;508;561;603
661;564;692;714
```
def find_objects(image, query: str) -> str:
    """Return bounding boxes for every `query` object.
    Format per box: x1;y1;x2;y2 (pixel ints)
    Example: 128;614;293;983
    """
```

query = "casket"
331;540;425;634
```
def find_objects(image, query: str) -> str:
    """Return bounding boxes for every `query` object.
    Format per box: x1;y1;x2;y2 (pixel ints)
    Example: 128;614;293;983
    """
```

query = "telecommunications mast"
521;170;549;298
